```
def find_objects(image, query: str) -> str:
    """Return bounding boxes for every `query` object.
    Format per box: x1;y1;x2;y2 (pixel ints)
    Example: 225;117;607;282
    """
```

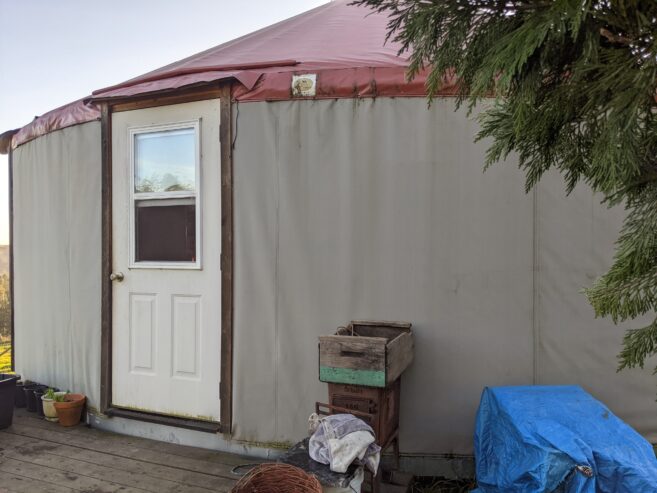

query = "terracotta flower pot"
53;394;86;427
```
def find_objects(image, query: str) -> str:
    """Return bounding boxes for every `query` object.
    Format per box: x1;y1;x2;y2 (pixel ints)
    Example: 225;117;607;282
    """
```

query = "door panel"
129;293;157;374
112;100;221;422
172;295;201;378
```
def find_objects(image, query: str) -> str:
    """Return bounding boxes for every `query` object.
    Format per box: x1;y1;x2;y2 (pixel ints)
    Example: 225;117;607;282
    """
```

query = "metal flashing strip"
105;407;222;434
92;409;477;478
88;411;284;461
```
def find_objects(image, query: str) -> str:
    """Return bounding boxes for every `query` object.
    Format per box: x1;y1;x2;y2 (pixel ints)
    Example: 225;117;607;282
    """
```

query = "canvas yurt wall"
13;121;102;407
229;97;657;455
10;96;657;465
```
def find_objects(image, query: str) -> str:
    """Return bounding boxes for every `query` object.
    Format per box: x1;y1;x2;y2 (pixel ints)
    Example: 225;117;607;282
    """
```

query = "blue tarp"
473;386;657;492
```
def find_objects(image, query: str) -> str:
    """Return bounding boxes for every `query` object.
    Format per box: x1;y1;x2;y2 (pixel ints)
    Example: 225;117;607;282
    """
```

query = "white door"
111;100;222;422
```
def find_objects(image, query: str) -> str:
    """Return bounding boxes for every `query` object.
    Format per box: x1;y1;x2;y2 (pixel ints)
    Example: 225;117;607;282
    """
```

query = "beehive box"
328;379;401;446
319;321;413;388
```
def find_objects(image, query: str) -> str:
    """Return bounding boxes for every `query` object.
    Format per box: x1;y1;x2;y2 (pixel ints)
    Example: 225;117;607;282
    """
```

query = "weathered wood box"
318;321;413;388
327;379;400;446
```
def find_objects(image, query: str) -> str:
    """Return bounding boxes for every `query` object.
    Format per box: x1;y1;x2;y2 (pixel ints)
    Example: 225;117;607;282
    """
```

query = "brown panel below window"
135;203;196;262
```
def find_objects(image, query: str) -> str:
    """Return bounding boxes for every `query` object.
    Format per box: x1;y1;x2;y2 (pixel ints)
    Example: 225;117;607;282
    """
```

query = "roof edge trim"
92;59;298;96
0;129;19;155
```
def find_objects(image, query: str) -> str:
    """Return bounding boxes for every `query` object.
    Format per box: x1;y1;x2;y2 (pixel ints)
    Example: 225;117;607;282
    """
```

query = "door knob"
110;272;125;282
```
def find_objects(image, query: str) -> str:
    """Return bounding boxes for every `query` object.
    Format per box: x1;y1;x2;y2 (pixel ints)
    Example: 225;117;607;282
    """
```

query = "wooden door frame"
0;130;18;373
100;83;234;434
8;148;14;371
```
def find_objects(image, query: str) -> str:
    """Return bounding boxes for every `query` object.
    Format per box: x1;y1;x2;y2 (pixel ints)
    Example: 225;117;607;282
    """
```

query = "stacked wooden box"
318;320;413;449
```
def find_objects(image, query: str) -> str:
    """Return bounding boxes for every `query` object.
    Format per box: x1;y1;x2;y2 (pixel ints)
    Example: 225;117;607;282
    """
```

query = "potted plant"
53;393;86;427
41;389;66;422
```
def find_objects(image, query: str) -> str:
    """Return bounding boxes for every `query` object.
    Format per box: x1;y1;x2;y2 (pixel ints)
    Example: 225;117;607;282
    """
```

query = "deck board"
13;412;249;465
0;409;247;492
0;433;232;492
5;423;237;478
0;456;146;493
0;470;76;493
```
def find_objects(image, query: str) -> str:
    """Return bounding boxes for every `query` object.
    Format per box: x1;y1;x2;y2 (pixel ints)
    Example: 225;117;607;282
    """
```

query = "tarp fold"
474;386;657;492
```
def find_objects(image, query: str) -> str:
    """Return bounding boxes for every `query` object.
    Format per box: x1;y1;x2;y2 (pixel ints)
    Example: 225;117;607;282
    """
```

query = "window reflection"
135;128;195;193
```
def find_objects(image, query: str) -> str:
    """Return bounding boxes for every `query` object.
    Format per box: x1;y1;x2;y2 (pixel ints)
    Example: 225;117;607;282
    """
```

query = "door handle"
110;272;125;282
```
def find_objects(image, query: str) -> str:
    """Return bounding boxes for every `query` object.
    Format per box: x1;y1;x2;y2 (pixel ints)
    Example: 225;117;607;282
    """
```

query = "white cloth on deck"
308;414;381;474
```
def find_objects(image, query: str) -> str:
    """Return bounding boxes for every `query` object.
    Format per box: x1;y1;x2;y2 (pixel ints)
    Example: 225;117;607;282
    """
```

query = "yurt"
1;0;654;475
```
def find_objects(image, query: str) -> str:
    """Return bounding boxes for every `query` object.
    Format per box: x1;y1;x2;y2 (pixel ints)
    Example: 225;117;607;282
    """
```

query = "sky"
0;0;327;246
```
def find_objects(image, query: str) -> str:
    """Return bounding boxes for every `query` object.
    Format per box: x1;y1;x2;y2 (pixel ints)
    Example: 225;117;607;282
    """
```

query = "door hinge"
220;252;224;271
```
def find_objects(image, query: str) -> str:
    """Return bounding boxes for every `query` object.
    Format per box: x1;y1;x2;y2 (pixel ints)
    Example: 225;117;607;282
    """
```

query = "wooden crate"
328;379;400;446
319;321;413;388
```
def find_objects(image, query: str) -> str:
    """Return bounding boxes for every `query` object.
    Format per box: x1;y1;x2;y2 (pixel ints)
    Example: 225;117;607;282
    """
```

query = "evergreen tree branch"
352;0;657;370
618;320;657;372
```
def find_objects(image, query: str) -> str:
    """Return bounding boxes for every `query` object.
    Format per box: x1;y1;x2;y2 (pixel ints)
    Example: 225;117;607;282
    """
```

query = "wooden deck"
0;408;254;492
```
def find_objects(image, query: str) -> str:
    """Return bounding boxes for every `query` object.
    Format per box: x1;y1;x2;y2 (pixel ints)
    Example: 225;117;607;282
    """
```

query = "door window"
129;122;201;268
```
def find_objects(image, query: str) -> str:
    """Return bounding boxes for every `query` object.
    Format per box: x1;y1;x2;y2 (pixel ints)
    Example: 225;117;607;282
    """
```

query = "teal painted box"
318;320;414;388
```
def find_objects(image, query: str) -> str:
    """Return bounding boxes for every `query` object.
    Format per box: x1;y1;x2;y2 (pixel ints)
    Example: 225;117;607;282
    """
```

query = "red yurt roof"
8;0;456;150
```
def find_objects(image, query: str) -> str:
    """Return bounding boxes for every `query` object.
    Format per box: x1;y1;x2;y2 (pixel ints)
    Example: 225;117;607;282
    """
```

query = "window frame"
128;120;202;270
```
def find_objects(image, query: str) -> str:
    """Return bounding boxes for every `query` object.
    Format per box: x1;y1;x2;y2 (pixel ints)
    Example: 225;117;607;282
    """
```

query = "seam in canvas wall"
532;185;539;385
273;107;281;439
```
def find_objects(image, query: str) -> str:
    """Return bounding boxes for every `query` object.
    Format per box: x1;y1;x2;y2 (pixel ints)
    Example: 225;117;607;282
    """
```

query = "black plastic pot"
24;383;44;413
14;381;26;407
33;388;47;417
0;373;19;429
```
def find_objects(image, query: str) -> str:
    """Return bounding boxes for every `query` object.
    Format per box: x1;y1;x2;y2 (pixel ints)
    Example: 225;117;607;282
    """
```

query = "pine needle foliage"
352;0;657;372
